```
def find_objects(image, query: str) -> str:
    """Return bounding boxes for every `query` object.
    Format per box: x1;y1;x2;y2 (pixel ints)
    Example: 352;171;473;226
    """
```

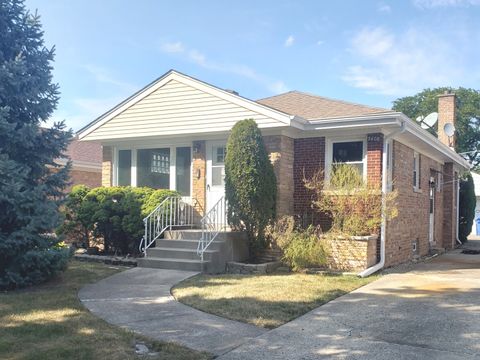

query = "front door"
429;176;435;245
206;141;227;213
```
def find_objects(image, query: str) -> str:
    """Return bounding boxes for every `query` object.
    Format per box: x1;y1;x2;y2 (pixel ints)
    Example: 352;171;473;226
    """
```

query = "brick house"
57;137;102;191
76;70;469;274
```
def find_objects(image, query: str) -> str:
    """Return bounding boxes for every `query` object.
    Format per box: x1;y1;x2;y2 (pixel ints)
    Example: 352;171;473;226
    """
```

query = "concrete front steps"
137;229;248;273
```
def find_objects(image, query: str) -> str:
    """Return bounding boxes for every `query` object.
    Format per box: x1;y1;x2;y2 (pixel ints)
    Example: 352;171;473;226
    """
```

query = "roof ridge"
258;90;391;112
256;90;298;102
293;91;390;111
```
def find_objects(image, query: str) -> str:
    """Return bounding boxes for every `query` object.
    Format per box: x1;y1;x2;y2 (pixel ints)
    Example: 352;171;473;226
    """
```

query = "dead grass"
0;260;211;360
172;272;378;329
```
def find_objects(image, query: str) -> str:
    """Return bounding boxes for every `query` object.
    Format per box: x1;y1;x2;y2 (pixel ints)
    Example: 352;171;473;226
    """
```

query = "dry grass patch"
0;260;211;360
173;273;378;329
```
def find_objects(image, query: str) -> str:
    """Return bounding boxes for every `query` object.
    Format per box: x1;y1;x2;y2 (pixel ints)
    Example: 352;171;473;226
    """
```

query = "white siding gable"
81;74;290;141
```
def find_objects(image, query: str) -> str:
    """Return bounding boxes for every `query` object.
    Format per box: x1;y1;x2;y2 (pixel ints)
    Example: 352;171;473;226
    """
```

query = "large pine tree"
0;0;72;289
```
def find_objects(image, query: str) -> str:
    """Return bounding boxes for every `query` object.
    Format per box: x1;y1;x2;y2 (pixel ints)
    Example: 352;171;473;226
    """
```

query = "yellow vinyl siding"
84;79;286;141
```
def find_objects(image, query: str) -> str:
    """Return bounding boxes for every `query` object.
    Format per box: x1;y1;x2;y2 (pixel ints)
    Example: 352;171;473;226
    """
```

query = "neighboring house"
77;70;469;273
470;172;480;237
57;137;102;191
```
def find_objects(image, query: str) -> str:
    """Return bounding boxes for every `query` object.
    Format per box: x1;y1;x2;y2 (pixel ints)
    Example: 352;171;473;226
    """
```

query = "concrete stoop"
137;229;249;273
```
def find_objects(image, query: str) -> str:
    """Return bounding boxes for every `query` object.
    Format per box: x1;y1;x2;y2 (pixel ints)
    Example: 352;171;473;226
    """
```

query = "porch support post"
102;145;113;187
192;140;206;216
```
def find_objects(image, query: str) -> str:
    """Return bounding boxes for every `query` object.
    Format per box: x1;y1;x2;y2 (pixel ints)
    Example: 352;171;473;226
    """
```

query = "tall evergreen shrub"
459;173;476;243
0;1;72;289
225;119;276;254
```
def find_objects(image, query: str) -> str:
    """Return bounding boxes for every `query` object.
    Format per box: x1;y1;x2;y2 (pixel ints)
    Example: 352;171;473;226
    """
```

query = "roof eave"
305;112;469;169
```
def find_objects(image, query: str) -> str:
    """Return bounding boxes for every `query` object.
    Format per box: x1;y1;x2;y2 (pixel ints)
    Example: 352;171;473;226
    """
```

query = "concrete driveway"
220;243;480;360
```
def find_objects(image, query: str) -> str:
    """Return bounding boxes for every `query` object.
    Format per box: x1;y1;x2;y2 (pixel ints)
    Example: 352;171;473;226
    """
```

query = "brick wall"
327;236;377;271
442;163;457;249
438;93;456;148
68;169;101;191
293;137;329;228
367;133;383;186
102;146;113;187
263;135;294;217
385;141;446;267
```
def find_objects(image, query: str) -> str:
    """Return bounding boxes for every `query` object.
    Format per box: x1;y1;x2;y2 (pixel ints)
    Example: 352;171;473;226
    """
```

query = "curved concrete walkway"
78;267;266;356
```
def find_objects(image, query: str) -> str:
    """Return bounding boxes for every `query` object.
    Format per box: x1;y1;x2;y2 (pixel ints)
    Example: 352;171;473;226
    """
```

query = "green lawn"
0;260;211;360
172;273;378;329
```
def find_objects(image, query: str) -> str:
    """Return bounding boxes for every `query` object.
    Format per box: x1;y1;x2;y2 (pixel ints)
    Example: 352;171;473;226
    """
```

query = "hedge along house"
77;70;470;274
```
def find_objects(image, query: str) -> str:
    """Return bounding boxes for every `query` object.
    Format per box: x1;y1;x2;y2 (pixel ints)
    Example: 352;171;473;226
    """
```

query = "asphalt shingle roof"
257;91;395;120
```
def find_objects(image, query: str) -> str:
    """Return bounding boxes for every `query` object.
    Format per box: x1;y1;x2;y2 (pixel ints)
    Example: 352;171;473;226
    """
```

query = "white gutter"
306;112;469;170
359;121;406;277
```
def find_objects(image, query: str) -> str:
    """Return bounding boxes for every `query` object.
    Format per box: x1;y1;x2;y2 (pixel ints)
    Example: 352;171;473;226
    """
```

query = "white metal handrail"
197;196;227;261
139;196;200;255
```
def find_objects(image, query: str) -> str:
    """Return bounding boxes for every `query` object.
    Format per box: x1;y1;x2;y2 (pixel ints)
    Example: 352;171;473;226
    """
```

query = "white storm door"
206;141;227;213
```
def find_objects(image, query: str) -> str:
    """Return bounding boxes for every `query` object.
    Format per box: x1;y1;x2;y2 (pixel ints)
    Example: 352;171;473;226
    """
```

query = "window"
413;151;420;190
137;148;170;189
212;145;226;187
330;140;365;178
176;147;191;196
117;150;131;186
437;171;443;192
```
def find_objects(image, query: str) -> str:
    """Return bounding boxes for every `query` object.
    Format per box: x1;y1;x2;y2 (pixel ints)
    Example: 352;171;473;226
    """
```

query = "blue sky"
25;0;480;131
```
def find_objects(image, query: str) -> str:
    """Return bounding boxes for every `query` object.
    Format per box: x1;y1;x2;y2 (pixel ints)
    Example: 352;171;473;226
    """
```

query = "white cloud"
413;0;480;8
83;64;138;93
268;81;289;94
343;26;464;95
159;41;289;94
378;3;392;12
284;35;295;47
317;40;325;45
160;41;184;53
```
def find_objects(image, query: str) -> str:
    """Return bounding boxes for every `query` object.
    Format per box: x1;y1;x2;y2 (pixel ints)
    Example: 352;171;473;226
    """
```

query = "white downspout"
359;122;406;277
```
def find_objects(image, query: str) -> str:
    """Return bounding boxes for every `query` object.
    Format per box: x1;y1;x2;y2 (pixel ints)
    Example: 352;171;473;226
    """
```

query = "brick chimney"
437;91;456;148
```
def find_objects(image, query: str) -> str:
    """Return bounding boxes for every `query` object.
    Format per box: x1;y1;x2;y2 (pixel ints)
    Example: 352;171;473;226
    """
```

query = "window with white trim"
413;151;420;190
330;140;365;178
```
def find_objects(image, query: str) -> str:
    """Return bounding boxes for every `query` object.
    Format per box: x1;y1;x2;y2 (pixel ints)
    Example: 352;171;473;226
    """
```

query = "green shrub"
59;187;179;255
1;235;71;289
142;188;179;217
282;228;327;271
57;185;91;247
304;163;398;236
459;172;476;243
266;217;327;271
225;119;277;256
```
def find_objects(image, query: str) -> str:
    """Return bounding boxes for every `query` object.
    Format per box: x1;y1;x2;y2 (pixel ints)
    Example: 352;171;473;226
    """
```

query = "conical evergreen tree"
0;0;72;289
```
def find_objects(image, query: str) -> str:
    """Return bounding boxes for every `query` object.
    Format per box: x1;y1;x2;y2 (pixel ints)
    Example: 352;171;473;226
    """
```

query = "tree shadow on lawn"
0;261;210;360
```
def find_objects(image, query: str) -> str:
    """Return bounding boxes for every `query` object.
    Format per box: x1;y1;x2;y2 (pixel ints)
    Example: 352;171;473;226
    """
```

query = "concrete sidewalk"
78;268;266;356
219;245;480;360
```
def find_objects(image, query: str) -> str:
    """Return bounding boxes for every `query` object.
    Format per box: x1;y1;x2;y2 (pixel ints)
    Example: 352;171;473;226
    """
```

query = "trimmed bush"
59;187;179;255
459;173;476;243
225;119;277;256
